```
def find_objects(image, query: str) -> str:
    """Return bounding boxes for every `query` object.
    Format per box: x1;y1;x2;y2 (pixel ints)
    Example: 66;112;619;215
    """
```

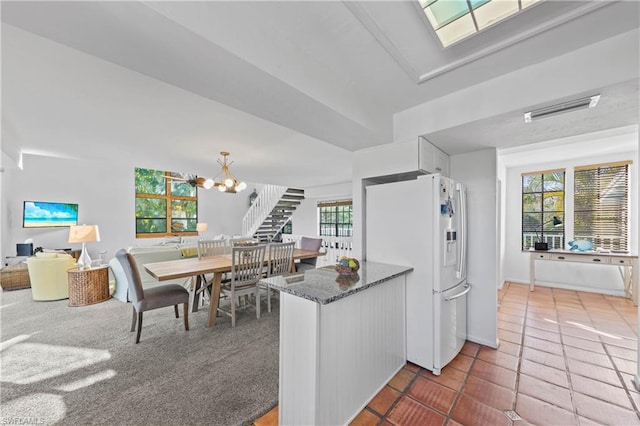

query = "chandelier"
165;151;246;193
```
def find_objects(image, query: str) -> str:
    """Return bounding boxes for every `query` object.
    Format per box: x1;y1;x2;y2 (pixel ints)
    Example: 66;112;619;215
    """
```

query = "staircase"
242;185;304;242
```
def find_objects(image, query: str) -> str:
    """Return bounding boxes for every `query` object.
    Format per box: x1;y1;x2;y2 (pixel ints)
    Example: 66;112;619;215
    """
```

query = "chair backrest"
300;237;323;266
268;242;295;277
230;245;267;288
115;249;145;305
197;239;227;258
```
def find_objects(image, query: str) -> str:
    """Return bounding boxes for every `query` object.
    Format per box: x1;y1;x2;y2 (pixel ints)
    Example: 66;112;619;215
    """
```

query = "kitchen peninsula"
262;262;412;425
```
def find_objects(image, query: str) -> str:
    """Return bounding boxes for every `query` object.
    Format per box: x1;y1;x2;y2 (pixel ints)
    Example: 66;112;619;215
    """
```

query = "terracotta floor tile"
524;326;561;343
561;335;605;354
518;374;573;411
619;372;640;395
388;367;416;392
558;324;602;342
368;385;401;416
498;312;525;325
407;376;457;415
253;406;278;426
515;393;578;426
573;392;640;425
498;320;524;334
522;335;564;355
469;359;517;390
386;395;446;426
606;344;638;362
445;419;464;426
496;340;521;357
450;394;511;426
522;346;566;370
349;408;380;426
404;362;421;373
612;356;638;375
477;347;519;371
519;358;569;388
498;306;526;318
460;341;480;357
447;353;474;373
498;328;522;344
564;346;613;368
566;358;622;387
570;374;634;410
422;365;468;392
601;335;637;350
462;375;515;411
526;317;561;333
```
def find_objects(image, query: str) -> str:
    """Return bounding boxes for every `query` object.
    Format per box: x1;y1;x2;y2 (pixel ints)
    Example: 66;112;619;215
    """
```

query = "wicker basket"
68;266;110;307
0;263;31;291
335;264;359;276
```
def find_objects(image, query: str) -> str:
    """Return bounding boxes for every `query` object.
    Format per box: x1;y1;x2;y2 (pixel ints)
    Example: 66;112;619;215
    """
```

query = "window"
135;168;199;238
521;170;565;250
318;200;353;237
574;161;630;251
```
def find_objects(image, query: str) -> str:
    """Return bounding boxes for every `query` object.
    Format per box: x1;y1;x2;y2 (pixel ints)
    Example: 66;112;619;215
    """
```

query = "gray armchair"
115;249;190;344
296;237;323;272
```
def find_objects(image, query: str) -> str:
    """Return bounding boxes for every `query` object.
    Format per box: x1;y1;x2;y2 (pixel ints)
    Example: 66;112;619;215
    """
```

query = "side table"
68;266;110;307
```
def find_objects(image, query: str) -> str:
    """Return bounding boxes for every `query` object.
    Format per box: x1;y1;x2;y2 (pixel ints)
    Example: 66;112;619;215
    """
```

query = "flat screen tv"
23;201;79;228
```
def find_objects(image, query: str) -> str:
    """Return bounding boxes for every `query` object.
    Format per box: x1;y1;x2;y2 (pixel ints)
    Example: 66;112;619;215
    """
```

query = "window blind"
574;162;630;251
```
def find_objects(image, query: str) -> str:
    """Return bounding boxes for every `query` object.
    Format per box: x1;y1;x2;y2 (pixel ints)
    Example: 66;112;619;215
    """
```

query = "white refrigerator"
366;174;469;375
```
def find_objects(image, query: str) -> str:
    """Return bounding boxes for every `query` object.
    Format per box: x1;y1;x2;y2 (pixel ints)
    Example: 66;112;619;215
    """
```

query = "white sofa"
109;245;197;302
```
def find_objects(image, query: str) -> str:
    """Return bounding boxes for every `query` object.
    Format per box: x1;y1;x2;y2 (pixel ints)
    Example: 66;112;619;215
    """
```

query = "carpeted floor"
0;288;279;425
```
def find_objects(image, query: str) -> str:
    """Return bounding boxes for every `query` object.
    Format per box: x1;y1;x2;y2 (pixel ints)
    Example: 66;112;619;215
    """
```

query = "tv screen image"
23;201;79;228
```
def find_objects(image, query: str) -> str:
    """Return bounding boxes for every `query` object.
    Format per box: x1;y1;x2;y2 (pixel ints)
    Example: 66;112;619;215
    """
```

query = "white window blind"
574;161;630;251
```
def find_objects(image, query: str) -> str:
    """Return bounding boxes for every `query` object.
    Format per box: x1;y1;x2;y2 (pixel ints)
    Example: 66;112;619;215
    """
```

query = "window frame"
135;168;199;238
521;169;565;251
318;200;353;237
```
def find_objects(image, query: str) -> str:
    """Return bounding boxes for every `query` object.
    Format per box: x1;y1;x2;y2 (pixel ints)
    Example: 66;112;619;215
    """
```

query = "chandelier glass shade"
164;151;246;193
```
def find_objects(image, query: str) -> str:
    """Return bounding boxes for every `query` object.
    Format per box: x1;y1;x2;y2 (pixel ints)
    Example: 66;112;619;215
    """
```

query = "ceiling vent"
524;94;600;123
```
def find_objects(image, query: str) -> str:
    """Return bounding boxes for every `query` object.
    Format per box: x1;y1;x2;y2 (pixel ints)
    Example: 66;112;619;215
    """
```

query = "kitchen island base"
277;268;408;425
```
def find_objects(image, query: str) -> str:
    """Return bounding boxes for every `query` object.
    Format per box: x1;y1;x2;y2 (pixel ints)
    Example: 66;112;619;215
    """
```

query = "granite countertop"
260;261;413;305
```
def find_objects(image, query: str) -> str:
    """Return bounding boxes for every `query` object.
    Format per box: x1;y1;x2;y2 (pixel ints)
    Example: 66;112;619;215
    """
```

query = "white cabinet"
354;137;450;179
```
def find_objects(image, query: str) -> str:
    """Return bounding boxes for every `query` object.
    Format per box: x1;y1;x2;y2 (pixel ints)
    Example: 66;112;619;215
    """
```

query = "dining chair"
229;237;259;247
262;241;295;312
296;237;323;272
115;249;189;344
217;244;267;327
193;239;229;308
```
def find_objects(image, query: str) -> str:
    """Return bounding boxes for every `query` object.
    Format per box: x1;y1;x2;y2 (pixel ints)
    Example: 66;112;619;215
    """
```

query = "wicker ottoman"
0;263;31;291
67;266;110;306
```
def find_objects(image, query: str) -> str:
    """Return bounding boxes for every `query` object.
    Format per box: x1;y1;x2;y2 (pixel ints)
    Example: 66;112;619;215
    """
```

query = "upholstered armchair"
27;252;77;301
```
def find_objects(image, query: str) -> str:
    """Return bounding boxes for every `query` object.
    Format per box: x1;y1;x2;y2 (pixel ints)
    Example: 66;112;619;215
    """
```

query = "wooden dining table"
144;248;325;327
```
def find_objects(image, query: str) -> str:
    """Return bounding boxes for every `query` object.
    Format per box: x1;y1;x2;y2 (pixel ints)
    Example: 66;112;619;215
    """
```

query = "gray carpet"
0;288;279;425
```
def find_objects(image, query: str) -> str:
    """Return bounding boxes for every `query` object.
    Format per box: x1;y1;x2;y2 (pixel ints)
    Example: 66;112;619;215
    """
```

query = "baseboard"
503;278;625;298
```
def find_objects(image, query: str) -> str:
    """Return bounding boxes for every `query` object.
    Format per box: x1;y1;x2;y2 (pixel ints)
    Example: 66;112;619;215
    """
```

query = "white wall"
1;154;252;263
450;149;499;348
290;182;352;237
501;147;638;296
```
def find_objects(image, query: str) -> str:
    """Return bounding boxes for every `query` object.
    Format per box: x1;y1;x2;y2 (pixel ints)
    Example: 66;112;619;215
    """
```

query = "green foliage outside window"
522;171;565;250
135;167;199;237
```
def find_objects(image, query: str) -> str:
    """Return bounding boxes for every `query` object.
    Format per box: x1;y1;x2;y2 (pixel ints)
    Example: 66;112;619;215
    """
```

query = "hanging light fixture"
212;151;247;193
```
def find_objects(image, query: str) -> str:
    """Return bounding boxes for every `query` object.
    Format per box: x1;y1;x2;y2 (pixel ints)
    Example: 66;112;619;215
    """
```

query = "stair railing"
242;184;288;237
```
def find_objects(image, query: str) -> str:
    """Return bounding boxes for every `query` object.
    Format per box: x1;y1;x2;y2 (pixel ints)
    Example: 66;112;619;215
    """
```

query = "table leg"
207;272;222;327
529;253;535;292
190;275;203;313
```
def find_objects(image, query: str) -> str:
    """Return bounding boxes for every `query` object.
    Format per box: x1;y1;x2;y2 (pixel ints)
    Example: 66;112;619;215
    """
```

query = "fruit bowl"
335;256;360;276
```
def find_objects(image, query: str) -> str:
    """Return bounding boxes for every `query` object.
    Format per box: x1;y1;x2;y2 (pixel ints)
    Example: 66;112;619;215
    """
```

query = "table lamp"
196;222;208;239
68;225;100;269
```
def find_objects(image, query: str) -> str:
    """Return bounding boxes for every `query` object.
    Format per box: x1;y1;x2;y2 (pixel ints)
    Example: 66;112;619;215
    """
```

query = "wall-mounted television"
23;201;79;228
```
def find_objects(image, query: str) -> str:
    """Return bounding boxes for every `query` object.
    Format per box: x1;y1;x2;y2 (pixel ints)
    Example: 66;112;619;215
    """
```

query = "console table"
530;250;638;305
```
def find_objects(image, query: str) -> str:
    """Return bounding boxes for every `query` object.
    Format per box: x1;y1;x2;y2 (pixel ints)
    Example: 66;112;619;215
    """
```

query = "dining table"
144;248;325;327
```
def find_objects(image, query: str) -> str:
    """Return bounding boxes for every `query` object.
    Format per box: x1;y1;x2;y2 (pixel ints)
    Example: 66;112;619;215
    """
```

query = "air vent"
524;94;600;123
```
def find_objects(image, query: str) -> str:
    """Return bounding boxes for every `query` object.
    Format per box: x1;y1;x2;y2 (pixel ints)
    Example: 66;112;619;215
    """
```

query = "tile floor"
254;282;640;425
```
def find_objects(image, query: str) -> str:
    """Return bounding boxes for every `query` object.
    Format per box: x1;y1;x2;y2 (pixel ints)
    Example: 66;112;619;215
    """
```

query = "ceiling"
1;1;638;188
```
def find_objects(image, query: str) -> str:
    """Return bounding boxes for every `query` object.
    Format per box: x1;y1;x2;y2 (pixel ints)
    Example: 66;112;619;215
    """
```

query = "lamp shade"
196;223;208;232
68;225;100;243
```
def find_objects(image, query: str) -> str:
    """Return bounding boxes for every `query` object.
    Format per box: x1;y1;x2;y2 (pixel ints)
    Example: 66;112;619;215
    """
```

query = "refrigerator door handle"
444;284;471;302
455;183;466;279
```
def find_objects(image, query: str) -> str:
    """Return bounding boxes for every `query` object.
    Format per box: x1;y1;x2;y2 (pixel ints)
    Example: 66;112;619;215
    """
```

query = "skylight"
421;0;541;47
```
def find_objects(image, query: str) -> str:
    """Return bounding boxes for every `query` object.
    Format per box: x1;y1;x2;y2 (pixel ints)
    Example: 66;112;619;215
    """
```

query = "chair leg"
183;302;189;331
256;287;261;319
135;312;143;344
267;287;271;313
231;289;236;328
174;304;179;318
130;307;137;332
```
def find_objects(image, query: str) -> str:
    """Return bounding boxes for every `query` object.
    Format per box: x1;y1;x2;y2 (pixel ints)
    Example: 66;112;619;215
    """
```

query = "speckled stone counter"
272;261;412;425
260;261;412;305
